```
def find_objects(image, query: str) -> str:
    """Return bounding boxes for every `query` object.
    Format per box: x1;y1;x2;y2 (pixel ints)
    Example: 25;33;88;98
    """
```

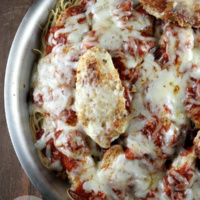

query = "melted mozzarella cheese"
50;160;63;171
90;0;111;24
127;130;157;159
83;0;154;59
157;149;198;200
144;69;188;125
161;24;194;67
55;13;89;45
191;171;200;199
32;45;81;116
54;128;86;159
127;54;187;160
99;154;152;198
136;53;190;126
98;25;123;51
35;116;57;149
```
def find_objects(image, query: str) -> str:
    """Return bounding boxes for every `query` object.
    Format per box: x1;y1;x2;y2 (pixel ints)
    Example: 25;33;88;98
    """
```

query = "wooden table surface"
0;0;42;199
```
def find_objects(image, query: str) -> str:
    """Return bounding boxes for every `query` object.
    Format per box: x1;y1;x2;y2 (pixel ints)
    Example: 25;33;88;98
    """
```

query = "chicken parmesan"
138;0;200;27
29;0;200;199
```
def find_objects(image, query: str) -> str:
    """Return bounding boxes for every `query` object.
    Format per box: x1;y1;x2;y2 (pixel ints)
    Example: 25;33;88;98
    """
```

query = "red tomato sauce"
42;138;80;172
69;182;107;200
45;26;67;55
185;78;200;127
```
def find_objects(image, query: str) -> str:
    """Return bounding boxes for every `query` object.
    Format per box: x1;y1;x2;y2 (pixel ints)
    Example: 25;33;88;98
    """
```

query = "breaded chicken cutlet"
76;46;128;148
139;0;200;27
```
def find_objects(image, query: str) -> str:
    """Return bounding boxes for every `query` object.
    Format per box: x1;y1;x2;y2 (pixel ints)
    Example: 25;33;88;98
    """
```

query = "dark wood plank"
0;0;42;199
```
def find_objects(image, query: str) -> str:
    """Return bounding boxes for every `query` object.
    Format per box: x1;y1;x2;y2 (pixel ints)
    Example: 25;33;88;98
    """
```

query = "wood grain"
0;0;42;199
